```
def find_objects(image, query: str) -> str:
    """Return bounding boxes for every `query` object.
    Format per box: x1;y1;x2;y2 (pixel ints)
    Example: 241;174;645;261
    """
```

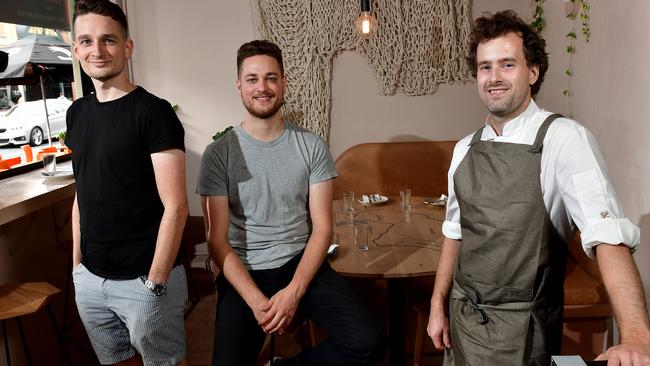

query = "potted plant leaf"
58;131;66;148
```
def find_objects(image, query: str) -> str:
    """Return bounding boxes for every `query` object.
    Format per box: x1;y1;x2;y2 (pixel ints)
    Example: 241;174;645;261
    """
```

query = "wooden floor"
15;283;441;366
184;293;444;366
56;289;601;366
185;294;217;366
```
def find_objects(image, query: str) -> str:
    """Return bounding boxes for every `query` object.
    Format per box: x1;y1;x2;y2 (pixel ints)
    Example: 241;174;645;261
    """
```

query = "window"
0;8;76;177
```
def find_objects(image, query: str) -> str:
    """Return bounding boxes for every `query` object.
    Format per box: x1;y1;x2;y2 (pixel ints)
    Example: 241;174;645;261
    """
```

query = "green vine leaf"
579;1;591;42
530;0;544;33
533;0;591;104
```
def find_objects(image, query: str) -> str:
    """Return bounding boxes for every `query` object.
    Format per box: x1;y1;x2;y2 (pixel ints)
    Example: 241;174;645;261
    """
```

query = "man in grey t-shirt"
198;121;335;270
197;40;382;366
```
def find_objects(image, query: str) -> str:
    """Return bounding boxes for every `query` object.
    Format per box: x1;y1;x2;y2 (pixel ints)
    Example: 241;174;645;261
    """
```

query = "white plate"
358;194;389;205
327;243;339;255
42;170;74;180
424;197;447;206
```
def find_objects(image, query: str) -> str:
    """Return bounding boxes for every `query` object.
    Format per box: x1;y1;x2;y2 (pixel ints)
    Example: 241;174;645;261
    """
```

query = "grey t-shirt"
197;122;337;270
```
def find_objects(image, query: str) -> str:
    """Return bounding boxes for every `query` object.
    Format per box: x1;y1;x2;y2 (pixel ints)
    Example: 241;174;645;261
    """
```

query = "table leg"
388;279;405;366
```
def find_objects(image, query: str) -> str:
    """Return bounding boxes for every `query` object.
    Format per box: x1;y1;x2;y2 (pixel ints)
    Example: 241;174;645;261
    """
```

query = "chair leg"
60;254;73;365
62;253;72;330
16;317;33;366
270;334;275;366
294;311;312;350
47;304;72;366
308;320;318;348
413;310;427;366
2;319;11;366
184;264;200;305
603;316;614;352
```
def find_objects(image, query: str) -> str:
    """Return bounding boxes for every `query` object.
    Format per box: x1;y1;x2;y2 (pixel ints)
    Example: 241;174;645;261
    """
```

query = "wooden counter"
0;161;75;226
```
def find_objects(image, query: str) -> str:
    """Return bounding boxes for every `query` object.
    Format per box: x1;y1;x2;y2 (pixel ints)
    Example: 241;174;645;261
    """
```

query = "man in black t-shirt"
67;1;189;365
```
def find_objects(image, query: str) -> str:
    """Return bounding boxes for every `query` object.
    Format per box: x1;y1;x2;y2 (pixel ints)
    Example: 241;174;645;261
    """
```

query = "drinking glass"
343;191;355;213
400;188;412;212
354;221;369;251
42;153;57;176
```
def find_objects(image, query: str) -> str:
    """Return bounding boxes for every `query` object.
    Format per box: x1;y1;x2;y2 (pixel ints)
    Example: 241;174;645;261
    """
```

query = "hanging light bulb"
356;0;376;38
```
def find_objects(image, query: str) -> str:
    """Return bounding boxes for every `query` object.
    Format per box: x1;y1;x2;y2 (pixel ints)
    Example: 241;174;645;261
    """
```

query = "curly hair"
237;40;284;77
466;10;548;96
73;0;128;38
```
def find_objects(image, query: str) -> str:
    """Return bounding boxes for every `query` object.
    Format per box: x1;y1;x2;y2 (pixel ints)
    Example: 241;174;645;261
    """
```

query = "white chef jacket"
442;100;640;257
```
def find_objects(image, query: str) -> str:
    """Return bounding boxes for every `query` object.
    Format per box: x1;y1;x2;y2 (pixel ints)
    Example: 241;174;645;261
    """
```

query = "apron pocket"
451;298;532;365
465;279;534;304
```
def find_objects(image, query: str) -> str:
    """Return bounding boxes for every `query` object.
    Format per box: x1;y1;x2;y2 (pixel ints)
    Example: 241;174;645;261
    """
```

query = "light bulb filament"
362;19;370;34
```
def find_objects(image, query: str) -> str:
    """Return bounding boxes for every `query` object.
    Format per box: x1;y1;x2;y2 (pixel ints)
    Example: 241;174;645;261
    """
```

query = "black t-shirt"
66;86;185;279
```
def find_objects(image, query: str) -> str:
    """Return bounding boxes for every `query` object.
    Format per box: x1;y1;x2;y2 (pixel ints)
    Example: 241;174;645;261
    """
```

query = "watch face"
144;279;167;296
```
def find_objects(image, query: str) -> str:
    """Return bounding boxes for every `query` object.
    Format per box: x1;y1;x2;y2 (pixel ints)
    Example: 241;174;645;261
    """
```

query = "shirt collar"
483;99;541;139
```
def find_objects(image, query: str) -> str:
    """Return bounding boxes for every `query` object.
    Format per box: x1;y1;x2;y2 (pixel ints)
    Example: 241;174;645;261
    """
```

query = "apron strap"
468;126;485;146
529;113;564;153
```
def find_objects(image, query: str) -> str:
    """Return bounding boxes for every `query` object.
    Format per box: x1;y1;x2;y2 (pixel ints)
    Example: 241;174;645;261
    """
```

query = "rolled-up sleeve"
442;138;472;240
442;182;462;240
556;125;640;257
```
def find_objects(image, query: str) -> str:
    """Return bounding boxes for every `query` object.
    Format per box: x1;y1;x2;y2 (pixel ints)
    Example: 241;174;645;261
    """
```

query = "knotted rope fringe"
252;0;472;143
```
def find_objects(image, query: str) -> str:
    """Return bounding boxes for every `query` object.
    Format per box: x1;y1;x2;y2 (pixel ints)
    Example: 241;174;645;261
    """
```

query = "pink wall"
126;0;255;216
535;0;650;303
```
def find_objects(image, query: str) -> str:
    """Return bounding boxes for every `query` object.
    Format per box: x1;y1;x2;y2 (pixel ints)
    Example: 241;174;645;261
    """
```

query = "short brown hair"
466;10;548;96
73;0;129;38
237;40;284;76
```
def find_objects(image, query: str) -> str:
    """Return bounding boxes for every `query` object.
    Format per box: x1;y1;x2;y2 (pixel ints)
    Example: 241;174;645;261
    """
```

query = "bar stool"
260;316;318;365
47;200;96;364
0;282;66;365
413;303;430;366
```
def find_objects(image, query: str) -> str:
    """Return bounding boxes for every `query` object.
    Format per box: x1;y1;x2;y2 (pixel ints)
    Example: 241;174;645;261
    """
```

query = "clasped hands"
253;286;301;335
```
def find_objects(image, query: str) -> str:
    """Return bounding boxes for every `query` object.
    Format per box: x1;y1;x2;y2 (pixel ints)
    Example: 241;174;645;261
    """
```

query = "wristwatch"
142;277;167;297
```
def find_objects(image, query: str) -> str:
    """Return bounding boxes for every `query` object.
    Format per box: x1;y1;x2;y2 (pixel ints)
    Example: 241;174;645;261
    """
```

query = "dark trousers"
212;253;384;366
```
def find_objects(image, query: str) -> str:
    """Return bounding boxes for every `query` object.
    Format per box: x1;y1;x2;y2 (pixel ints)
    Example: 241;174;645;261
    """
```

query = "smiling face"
476;32;539;124
237;54;286;120
73;13;132;84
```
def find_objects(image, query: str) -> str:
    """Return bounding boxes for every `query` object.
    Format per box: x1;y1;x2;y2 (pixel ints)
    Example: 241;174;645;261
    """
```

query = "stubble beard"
83;63;123;83
88;70;120;83
486;100;513;117
244;98;284;120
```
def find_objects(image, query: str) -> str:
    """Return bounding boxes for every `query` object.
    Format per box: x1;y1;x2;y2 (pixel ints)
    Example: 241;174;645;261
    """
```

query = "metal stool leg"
270;334;275;366
62;254;72;329
2;319;11;366
46;304;71;366
16;317;32;366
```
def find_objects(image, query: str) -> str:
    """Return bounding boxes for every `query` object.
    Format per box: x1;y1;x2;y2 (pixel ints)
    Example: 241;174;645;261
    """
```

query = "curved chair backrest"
333;141;457;199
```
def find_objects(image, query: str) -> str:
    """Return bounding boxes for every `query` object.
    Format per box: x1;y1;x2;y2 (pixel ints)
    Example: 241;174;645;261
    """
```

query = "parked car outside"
0;98;72;146
0;94;11;110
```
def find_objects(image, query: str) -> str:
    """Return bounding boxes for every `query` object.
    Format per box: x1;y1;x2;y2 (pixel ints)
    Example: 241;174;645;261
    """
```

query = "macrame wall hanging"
252;0;472;142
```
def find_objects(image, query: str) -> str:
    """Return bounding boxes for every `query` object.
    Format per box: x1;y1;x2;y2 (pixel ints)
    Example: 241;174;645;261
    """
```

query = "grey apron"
444;114;568;366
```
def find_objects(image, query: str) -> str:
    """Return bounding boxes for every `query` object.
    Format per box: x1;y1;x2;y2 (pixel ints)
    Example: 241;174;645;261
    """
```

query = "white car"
0;98;72;146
